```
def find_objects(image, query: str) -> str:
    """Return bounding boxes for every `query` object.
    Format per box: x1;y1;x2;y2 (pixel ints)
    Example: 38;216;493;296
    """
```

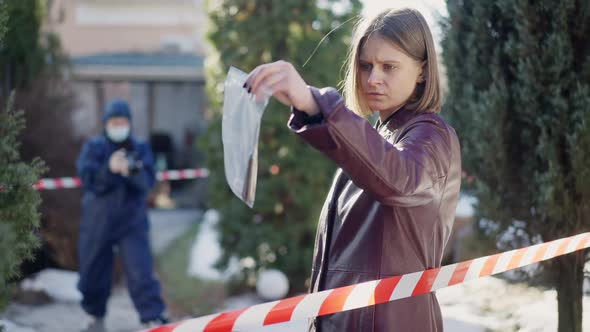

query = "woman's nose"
367;70;383;86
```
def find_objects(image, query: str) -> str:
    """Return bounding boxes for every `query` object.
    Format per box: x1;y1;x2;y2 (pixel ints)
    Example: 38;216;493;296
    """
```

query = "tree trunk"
553;250;585;332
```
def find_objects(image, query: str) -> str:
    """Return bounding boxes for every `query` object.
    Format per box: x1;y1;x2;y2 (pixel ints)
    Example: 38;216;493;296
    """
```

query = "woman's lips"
367;92;385;98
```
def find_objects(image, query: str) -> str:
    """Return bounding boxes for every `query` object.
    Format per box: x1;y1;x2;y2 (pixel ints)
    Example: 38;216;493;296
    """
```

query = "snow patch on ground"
438;276;590;332
187;209;239;281
0;319;37;332
455;194;477;218
2;286;141;332
20;269;81;303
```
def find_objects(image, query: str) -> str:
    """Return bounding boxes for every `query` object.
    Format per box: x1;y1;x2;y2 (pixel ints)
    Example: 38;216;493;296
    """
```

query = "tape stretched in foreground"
142;232;590;332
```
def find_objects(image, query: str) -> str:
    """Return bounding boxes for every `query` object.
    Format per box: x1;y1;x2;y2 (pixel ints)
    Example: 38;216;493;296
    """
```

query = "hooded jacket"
76;100;155;237
75;100;165;321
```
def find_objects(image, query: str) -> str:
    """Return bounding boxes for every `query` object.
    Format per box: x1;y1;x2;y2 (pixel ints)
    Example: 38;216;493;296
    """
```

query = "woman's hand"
244;60;320;116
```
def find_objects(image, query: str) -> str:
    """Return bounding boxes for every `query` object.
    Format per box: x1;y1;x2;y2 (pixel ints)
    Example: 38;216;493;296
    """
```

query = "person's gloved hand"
109;149;130;176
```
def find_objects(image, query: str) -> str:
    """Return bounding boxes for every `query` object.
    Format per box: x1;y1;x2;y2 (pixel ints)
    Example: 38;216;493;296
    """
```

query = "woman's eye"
360;62;372;71
384;64;396;71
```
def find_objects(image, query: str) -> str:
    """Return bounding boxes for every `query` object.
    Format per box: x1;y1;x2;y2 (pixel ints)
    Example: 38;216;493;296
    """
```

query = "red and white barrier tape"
143;232;590;332
34;177;83;190
156;168;209;182
32;168;209;190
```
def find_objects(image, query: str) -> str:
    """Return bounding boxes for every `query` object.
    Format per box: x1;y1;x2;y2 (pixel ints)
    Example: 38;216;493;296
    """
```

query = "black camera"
125;151;143;174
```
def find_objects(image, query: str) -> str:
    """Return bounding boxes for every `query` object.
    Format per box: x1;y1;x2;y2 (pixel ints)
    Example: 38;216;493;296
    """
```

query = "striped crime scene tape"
143;232;590;332
32;168;209;190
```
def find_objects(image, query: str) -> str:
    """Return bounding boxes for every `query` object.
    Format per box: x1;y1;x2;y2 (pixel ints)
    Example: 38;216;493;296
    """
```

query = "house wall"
46;0;208;56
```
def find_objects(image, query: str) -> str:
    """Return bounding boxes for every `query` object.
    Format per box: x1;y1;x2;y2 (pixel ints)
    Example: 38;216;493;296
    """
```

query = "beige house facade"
46;0;208;56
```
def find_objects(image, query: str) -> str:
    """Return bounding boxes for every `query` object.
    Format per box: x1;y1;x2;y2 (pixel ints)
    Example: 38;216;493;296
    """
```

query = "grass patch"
155;222;226;317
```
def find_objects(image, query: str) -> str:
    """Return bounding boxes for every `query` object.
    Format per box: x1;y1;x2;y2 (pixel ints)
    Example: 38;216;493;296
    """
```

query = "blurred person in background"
76;99;168;331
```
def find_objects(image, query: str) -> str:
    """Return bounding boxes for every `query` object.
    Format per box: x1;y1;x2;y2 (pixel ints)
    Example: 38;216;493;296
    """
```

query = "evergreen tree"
442;1;590;331
0;1;7;44
0;0;45;95
0;0;78;271
201;0;362;291
0;0;46;310
0;95;46;309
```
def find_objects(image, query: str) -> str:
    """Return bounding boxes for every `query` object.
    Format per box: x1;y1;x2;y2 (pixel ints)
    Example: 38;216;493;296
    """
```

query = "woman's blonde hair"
343;8;441;117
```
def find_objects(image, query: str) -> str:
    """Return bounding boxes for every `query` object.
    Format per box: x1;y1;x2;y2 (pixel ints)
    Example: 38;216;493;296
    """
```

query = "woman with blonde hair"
245;8;461;331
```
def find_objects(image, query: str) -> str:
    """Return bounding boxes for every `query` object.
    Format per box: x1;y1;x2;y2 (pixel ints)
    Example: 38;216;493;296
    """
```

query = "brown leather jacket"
288;87;462;332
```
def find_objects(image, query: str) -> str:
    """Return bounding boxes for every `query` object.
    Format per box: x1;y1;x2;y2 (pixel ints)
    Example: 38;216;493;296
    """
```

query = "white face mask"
106;126;130;142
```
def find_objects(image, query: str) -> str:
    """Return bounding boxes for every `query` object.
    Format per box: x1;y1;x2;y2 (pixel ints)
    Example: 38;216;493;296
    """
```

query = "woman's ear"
416;61;427;83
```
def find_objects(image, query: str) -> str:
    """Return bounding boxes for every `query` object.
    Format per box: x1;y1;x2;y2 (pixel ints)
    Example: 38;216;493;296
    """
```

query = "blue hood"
103;99;132;123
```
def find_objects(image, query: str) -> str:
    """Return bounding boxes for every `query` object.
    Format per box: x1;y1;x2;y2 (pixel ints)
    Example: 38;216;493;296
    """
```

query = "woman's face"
358;34;424;118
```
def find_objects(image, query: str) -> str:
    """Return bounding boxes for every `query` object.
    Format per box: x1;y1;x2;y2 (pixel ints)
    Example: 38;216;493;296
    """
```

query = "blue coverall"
76;113;165;322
